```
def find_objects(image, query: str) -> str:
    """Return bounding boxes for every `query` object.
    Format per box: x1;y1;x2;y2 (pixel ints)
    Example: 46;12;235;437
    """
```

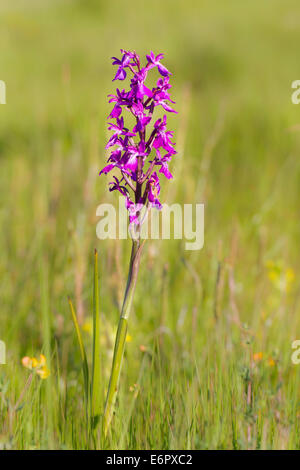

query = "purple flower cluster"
100;49;177;224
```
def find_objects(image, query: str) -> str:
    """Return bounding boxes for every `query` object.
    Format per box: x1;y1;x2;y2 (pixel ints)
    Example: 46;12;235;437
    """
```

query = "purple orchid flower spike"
100;49;177;227
101;50;178;435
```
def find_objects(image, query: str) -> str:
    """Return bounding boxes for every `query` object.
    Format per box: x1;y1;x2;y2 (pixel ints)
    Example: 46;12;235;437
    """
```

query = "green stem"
103;238;144;435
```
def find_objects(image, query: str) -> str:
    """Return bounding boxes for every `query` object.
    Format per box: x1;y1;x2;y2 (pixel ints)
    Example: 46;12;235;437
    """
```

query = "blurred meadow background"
1;0;300;450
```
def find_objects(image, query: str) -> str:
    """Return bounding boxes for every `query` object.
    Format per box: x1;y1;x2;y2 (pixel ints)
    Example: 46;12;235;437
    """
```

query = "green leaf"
91;249;102;428
68;297;89;413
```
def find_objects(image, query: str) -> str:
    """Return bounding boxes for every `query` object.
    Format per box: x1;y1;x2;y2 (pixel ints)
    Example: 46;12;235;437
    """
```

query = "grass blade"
68;297;89;412
91;249;101;428
40;257;54;447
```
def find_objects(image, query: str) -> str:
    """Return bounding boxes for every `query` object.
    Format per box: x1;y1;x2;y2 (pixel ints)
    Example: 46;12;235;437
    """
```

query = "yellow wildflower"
268;357;276;367
36;366;51;379
21;356;33;369
126;334;132;343
82;317;93;334
266;261;295;293
286;268;295;283
253;352;263;362
21;354;50;380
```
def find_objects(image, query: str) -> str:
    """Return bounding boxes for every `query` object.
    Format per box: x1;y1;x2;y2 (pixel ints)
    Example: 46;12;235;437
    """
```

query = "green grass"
0;0;300;450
